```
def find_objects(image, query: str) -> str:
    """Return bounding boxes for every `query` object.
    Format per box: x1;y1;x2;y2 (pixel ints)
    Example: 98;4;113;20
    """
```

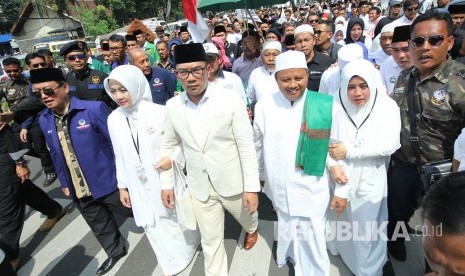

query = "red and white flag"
182;0;210;43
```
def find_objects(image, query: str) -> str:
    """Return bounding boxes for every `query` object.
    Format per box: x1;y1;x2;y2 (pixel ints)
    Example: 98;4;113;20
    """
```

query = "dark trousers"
75;190;132;258
0;169;62;260
387;158;424;241
11;123;55;173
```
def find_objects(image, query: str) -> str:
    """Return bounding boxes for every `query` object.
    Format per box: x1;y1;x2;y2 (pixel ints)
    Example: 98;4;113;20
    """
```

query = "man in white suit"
160;43;260;276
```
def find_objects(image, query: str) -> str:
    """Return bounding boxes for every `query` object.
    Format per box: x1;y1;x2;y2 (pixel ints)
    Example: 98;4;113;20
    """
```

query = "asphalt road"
15;156;427;276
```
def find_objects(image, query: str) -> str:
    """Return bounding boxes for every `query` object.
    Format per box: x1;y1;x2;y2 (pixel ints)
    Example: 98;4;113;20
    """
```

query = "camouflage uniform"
387;57;465;254
0;78;30;111
390;57;465;165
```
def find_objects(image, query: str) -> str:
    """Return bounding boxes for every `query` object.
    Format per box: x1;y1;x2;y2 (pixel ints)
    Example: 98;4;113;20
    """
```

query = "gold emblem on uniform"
431;90;446;106
91;76;100;84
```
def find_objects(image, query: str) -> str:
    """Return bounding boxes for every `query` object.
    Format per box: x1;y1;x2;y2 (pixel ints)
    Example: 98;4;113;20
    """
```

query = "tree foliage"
0;0;25;33
80;4;117;38
0;0;185;35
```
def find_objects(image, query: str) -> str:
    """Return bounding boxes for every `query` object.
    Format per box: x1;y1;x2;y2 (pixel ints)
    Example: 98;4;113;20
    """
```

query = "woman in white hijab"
331;24;346;45
327;59;401;276
104;65;200;275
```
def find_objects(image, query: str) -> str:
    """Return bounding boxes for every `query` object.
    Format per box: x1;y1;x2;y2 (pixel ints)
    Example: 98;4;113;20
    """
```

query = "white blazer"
160;85;260;201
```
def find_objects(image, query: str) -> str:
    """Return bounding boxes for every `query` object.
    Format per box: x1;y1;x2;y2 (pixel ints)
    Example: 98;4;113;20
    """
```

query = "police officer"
388;11;465;262
59;41;116;109
0;57;57;187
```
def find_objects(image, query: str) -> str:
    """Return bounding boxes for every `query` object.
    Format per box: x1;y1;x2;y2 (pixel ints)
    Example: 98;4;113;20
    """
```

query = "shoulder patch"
91;75;101;84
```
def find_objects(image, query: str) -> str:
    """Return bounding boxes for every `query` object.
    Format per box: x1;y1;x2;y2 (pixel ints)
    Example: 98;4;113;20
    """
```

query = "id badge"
136;164;148;183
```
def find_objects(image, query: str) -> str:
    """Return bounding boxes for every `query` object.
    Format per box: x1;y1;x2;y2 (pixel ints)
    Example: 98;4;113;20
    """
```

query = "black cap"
133;29;144;36
214;25;227;34
174;43;207;65
179;25;189;34
30;68;66;84
449;3;465;14
266;29;282;41
392;25;411;43
125;34;136;41
101;42;109;51
59;40;87;56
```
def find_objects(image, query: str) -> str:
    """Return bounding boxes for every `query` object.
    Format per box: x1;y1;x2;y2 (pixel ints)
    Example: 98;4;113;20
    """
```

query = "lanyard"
338;89;378;138
126;118;140;158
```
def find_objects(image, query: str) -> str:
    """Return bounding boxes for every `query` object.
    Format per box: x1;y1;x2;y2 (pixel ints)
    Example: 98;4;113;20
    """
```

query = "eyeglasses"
308;19;319;23
176;67;206;79
109;46;124;52
314;30;329;35
31;62;47;69
67;53;86;61
32;83;64;97
406;6;419;12
410;35;445;48
5;69;20;73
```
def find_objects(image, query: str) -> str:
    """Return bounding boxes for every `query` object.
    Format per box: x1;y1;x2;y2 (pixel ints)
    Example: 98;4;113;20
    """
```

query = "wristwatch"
15;158;27;167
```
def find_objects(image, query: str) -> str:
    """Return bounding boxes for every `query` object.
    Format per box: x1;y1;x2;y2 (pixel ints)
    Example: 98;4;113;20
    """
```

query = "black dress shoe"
388;240;406;261
96;251;127;275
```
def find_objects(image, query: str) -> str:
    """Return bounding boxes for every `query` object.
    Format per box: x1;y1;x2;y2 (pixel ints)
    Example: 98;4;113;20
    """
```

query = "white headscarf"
339;59;378;127
104;65;153;120
331;24;346;44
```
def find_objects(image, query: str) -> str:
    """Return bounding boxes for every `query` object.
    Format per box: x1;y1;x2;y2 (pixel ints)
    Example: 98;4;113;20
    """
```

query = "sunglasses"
32;83;64;97
308;19;319;23
5;69;20;73
314;30;328;35
410;35;445;48
406;6;419;12
31;62;47;69
66;53;86;61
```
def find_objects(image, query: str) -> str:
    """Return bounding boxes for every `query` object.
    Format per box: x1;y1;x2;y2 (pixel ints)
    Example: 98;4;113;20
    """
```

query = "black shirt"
307;51;332;92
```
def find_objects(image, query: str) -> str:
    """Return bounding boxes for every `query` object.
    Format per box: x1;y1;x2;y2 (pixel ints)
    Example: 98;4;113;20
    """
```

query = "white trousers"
191;184;258;276
276;209;330;276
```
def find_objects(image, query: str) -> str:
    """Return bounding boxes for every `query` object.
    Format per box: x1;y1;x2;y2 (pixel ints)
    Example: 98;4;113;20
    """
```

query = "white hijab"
338;59;378;127
105;65;168;226
104;65;153;121
331;24;346;44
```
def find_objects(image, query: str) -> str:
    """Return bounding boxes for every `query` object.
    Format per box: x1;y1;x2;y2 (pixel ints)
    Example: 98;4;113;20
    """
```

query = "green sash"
295;90;333;176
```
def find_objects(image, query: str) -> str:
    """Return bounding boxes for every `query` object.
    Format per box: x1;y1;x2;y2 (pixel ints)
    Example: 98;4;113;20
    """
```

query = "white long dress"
331;60;401;276
254;90;348;276
108;101;200;275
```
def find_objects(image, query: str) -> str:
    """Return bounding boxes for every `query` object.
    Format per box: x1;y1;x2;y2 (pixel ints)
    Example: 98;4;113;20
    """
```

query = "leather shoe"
388;240;406;261
38;208;65;232
244;228;259;250
43;172;57;187
96;251;127;275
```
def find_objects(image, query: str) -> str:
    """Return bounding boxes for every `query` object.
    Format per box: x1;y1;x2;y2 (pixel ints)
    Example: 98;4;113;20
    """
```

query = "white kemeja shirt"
247;66;280;104
185;87;212;146
380;56;403;95
209;70;248;106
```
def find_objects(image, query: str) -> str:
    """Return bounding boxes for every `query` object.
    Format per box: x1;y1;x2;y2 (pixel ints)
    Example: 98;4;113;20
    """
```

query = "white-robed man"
246;41;282;105
253;50;349;275
160;43;260;276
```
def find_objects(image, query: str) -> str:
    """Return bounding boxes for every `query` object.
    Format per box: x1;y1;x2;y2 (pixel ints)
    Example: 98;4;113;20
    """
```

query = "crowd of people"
0;0;465;275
